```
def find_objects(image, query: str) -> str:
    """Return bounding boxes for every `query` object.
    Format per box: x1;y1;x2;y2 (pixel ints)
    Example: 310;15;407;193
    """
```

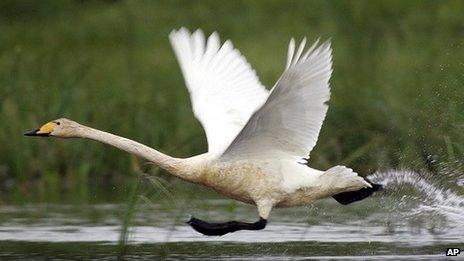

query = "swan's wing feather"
169;28;268;156
221;39;332;162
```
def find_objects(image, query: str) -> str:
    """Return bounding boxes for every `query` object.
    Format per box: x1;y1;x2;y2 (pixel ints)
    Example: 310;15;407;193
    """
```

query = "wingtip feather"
286;38;296;69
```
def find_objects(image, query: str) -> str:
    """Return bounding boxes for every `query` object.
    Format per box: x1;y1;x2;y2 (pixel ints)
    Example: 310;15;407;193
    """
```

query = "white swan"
25;28;382;236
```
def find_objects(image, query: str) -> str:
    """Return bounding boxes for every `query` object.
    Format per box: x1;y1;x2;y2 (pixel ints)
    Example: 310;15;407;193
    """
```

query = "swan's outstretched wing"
221;39;332;162
169;28;268;156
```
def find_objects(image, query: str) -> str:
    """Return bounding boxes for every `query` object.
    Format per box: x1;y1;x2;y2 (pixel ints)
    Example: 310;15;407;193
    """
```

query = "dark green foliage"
0;0;462;197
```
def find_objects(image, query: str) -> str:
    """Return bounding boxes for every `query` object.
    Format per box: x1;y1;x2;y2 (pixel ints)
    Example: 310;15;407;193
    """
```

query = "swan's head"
24;118;81;138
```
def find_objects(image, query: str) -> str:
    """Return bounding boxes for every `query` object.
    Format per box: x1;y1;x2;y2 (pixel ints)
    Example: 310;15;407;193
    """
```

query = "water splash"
367;170;464;225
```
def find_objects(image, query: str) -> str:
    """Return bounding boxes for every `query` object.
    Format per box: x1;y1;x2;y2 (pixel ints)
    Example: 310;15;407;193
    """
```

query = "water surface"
0;170;463;260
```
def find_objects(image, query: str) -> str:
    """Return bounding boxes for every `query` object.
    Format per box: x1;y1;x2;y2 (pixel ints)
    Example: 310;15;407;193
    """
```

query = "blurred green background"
0;0;463;202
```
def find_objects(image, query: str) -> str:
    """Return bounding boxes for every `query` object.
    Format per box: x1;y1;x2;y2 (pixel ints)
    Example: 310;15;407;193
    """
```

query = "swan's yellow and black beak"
24;122;57;137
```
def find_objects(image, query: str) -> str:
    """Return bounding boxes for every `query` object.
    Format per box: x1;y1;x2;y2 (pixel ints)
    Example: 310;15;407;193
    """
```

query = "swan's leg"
187;200;273;236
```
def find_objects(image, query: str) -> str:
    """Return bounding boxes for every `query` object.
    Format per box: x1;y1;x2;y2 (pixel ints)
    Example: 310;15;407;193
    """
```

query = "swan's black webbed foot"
186;216;267;236
333;178;383;205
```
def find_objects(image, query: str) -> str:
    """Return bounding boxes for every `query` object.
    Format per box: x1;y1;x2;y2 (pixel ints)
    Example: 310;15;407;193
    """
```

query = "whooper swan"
26;28;382;236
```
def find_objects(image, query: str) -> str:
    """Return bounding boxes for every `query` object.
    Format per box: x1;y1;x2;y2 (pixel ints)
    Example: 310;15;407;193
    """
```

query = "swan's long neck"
77;126;193;181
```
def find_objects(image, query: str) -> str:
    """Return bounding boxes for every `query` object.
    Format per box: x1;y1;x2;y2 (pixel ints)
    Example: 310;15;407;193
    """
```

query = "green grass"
0;0;463;200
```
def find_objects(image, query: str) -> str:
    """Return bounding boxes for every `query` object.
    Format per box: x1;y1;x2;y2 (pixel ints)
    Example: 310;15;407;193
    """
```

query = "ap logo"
446;248;461;256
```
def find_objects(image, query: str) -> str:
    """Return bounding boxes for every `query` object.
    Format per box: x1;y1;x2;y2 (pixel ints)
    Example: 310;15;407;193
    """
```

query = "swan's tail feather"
324;165;371;188
332;178;383;205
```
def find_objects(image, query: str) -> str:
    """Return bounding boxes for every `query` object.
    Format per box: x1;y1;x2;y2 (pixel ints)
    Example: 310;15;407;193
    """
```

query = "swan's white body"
186;156;368;218
27;28;371;222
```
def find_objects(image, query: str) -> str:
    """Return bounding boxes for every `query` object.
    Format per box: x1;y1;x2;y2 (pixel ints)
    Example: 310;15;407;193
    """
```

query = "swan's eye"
56;122;61;125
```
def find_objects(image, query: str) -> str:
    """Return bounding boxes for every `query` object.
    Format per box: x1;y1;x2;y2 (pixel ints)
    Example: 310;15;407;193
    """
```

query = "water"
0;170;463;260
